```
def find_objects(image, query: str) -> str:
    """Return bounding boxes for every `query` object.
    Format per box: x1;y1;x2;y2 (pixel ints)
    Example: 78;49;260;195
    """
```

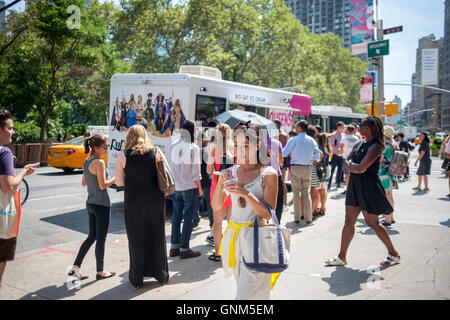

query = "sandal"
68;266;89;280
208;254;221;262
380;255;400;266
381;220;391;227
325;256;347;266
96;271;116;281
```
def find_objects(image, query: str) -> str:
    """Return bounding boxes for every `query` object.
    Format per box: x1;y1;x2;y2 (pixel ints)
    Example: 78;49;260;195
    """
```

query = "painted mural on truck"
110;92;185;137
108;87;186;177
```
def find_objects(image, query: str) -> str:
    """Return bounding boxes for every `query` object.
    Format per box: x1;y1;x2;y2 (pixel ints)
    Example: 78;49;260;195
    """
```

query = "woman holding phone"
68;134;116;281
0;110;38;288
212;122;279;300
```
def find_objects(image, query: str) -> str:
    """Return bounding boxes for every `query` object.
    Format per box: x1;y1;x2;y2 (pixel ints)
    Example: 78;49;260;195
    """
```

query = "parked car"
48;136;108;173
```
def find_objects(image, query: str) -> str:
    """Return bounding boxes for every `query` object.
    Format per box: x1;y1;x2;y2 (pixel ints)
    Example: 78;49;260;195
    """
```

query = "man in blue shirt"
282;120;320;225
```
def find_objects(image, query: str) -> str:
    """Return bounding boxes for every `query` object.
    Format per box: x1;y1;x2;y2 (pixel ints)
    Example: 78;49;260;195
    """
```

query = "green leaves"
113;0;367;110
1;0;368;143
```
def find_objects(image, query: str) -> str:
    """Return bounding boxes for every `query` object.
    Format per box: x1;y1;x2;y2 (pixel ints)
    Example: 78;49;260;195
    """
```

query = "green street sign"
368;40;390;58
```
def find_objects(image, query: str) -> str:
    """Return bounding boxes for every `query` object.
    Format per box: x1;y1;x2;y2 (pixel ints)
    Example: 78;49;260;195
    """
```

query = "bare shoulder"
262;166;278;179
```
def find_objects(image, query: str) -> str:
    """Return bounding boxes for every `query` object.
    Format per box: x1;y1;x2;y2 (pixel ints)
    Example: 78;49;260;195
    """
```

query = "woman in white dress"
211;122;279;300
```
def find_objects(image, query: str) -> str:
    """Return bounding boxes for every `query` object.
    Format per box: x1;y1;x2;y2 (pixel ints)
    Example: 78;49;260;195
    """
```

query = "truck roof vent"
179;65;222;80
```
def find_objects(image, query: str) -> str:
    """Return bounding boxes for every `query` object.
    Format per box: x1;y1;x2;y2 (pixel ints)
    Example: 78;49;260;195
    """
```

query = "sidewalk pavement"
1;169;449;300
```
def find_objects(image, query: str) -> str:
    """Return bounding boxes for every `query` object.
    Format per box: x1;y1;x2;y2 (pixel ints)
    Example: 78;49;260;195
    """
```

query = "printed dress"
345;139;393;215
219;166;278;300
378;142;395;190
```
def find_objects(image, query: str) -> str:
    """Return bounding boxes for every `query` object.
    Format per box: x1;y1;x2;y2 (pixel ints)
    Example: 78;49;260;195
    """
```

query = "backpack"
388;150;409;177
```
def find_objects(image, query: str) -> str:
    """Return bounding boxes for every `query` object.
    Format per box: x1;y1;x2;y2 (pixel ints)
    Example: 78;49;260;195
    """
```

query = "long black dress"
345;139;393;215
124;148;169;287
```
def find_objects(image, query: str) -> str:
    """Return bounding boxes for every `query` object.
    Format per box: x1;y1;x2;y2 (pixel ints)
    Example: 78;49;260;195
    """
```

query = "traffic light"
431;111;437;118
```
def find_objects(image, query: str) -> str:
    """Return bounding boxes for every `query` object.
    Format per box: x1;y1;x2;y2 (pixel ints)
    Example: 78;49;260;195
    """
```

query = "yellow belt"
219;219;254;269
219;219;281;290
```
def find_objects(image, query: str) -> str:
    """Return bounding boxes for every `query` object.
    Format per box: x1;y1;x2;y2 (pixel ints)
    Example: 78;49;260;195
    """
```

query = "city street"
0;149;449;300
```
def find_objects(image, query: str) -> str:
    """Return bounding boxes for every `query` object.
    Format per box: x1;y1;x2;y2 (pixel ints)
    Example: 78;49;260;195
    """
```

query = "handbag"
0;189;22;239
154;147;175;196
241;202;291;274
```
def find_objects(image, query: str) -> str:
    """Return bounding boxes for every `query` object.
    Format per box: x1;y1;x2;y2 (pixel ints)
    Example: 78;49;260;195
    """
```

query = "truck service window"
196;95;226;127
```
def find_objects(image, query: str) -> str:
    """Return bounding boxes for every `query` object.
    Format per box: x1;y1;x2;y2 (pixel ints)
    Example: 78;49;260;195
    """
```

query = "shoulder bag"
0;189;22;239
154;147;175;196
241;202;291;274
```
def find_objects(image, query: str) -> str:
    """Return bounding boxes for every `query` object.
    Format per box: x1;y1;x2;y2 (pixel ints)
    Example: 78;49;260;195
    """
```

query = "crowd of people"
1;107;450;299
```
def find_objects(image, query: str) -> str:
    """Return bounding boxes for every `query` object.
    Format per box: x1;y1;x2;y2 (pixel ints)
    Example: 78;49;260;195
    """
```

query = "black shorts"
0;237;17;262
281;157;289;170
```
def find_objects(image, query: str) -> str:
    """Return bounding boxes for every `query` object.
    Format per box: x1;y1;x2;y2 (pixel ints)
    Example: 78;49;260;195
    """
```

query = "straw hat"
383;125;395;139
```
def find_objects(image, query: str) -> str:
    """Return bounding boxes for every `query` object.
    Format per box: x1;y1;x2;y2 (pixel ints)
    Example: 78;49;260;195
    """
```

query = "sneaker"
306;221;313;226
341;190;347;195
205;235;214;246
180;249;201;259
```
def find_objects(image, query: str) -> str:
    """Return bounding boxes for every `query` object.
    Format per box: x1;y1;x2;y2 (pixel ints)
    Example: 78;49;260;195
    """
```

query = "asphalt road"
15;167;126;255
15;145;447;256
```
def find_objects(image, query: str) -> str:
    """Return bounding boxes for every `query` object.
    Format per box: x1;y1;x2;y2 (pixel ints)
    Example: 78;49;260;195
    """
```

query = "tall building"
385;95;402;126
285;0;375;71
285;0;352;49
0;1;6;32
442;0;450;131
410;34;444;130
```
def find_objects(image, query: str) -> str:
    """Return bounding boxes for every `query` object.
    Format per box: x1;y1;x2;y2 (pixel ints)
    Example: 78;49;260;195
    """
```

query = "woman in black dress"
325;117;401;267
115;125;169;288
414;131;432;192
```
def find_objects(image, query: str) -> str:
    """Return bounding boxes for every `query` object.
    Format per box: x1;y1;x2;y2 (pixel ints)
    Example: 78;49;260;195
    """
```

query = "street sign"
366;71;377;89
360;76;373;102
383;26;403;35
368;40;389;58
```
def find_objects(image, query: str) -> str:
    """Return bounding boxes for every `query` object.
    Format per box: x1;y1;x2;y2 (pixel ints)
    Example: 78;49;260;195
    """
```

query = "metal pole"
377;19;384;117
371;73;375;116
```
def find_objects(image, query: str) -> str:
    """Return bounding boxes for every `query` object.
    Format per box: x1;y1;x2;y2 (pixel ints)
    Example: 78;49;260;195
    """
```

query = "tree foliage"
1;0;367;142
113;0;367;108
0;0;129;141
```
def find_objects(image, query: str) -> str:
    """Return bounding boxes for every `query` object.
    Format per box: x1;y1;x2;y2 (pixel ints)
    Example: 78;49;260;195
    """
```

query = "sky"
3;0;447;108
378;0;445;108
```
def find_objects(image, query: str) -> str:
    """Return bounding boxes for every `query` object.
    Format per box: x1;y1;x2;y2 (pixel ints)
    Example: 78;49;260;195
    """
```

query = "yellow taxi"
48;136;108;173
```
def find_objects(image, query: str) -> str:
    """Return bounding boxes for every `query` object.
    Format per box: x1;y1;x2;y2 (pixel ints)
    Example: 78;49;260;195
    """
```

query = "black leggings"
74;204;110;272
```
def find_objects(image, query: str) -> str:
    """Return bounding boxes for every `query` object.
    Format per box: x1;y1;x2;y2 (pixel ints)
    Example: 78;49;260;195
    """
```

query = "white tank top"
229;165;272;224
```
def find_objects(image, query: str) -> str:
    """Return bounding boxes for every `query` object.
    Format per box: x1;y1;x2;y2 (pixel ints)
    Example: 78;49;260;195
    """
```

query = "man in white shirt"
169;120;203;259
340;124;360;194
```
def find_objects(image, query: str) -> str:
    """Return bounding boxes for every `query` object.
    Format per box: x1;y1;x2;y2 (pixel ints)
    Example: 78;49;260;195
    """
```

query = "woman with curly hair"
325;116;401;267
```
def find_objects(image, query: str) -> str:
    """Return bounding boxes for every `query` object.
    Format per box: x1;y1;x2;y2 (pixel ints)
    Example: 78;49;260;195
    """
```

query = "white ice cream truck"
107;66;312;179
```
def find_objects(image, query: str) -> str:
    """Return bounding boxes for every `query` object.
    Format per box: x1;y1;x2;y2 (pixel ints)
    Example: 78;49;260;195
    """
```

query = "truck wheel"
63;168;74;173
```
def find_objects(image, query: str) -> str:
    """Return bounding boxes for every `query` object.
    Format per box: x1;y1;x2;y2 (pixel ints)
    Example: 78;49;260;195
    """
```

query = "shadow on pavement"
440;219;450;228
40;206;126;235
167;245;222;284
437;197;450;202
38;171;83;176
321;267;384;297
19;280;97;300
358;227;400;236
89;272;163;300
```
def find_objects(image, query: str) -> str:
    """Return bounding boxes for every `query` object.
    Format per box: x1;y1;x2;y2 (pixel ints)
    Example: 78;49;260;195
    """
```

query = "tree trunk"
39;114;48;142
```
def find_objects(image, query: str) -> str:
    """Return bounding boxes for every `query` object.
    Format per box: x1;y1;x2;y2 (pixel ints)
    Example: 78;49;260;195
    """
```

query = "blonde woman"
207;123;235;262
115;125;169;288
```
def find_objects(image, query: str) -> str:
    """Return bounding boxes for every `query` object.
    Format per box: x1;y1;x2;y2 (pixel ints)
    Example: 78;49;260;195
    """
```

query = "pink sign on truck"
269;94;311;128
